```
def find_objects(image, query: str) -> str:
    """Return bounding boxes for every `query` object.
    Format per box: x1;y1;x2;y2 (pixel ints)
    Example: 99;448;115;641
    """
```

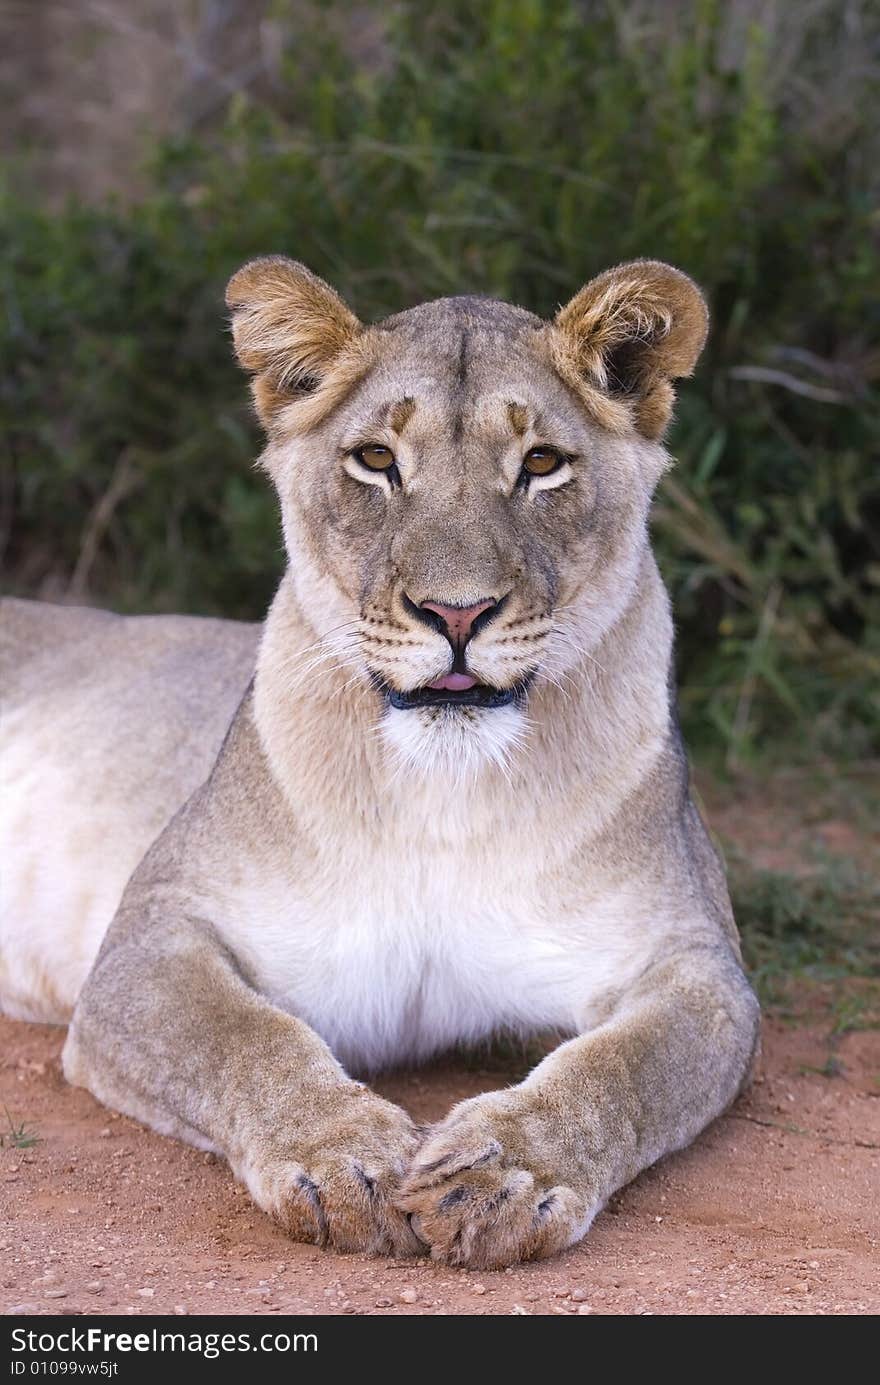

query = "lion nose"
419;599;498;647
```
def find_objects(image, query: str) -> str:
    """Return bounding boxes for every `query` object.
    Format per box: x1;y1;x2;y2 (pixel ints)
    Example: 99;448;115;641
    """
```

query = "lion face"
227;258;707;777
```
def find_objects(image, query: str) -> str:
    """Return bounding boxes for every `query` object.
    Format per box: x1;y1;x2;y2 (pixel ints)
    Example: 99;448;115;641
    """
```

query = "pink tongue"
428;672;477;692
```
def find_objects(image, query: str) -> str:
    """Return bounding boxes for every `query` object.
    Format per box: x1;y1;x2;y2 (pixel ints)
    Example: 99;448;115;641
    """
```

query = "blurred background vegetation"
1;0;878;767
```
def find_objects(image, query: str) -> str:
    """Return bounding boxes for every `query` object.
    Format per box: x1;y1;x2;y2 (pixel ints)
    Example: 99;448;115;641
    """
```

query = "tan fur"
553;259;709;438
2;259;757;1269
226;256;372;428
0;601;258;1022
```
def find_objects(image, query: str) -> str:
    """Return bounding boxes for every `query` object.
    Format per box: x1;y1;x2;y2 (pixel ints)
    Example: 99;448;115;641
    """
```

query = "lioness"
1;258;759;1268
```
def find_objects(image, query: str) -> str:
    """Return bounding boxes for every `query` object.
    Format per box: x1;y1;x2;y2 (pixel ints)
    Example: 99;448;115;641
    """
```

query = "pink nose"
420;599;497;646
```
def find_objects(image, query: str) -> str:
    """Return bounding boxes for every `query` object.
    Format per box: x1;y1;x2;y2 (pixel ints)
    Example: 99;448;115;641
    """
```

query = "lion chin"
379;699;529;783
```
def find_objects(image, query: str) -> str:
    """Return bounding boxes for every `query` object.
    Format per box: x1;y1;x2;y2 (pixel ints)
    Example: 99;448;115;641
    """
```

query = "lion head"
227;257;707;779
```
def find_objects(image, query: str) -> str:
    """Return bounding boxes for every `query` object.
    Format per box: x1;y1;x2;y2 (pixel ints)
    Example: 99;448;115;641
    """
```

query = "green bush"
2;0;878;760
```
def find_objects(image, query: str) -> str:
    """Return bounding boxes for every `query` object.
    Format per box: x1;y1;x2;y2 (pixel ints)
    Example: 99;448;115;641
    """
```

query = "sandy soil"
2;1010;878;1317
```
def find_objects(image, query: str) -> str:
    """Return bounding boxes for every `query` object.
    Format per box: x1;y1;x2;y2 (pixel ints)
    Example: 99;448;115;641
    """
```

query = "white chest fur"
212;835;652;1073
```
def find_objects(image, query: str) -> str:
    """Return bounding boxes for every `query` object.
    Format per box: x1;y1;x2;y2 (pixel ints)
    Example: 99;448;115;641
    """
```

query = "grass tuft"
1;1105;41;1151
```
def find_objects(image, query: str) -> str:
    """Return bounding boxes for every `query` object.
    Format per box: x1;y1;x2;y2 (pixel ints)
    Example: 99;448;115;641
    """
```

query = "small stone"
99;1128;112;1138
204;1281;217;1290
472;1282;487;1295
571;1288;589;1302
86;1281;103;1292
44;1289;67;1299
136;1286;155;1298
577;1304;593;1315
8;1303;39;1314
399;1288;418;1303
173;1306;188;1316
375;1298;392;1308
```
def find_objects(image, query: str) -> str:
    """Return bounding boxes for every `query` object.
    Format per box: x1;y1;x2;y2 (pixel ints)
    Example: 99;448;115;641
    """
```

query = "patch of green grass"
830;989;879;1036
729;851;880;1011
0;1105;41;1150
797;1056;843;1078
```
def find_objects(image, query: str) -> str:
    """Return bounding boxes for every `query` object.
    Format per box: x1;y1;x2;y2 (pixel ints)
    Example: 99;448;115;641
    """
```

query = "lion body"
0;259;759;1267
0;599;257;1020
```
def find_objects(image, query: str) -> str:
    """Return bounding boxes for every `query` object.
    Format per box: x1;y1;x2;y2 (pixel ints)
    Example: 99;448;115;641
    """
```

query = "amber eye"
356;444;396;471
522;446;565;477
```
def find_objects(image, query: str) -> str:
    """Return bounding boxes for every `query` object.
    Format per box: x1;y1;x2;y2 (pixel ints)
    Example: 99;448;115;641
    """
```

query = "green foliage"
2;0;878;757
729;850;880;1008
1;1105;41;1150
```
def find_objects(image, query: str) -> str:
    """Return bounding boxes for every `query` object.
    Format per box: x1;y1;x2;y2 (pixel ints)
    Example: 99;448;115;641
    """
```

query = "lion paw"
241;1087;424;1256
397;1091;593;1268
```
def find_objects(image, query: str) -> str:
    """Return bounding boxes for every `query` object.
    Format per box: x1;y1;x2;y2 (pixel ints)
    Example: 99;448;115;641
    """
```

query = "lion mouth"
377;674;532;711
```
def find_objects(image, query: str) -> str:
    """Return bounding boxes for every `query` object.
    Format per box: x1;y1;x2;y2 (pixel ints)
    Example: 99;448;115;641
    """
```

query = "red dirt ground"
2;1012;878;1317
3;772;878;1316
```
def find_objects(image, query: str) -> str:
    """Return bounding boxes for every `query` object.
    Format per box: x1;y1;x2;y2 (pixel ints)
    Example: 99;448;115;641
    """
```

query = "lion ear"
225;256;362;428
553;260;708;439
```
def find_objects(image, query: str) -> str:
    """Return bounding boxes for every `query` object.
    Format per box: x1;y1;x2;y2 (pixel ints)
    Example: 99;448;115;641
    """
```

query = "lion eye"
522;446;565;477
356;444;396;471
